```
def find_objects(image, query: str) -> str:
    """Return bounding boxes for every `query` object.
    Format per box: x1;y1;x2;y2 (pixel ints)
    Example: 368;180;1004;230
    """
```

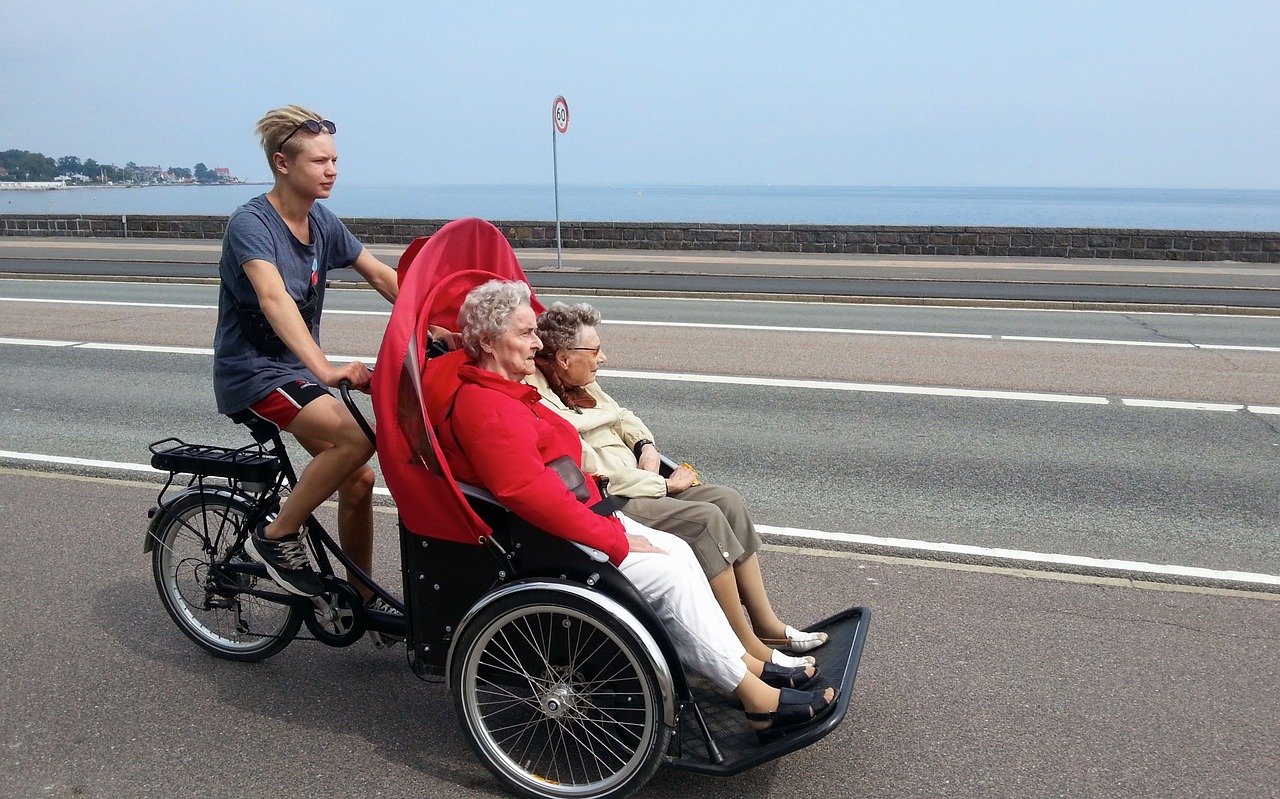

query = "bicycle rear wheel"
151;490;301;661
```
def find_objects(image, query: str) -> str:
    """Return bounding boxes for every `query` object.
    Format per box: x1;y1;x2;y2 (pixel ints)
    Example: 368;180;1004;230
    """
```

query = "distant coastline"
0;181;271;192
3;183;1279;231
56;182;273;189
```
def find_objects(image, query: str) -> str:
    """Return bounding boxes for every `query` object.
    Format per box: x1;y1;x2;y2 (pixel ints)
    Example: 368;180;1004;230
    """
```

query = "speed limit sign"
553;96;569;134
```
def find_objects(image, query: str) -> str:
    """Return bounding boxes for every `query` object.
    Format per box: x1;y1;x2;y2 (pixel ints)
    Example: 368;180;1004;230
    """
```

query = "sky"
4;1;1279;189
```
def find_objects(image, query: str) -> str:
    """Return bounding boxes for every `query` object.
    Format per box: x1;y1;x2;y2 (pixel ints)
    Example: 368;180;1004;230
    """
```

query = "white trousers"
617;515;748;692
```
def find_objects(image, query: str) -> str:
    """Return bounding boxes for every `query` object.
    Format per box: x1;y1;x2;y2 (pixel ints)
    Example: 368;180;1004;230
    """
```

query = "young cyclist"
212;105;398;620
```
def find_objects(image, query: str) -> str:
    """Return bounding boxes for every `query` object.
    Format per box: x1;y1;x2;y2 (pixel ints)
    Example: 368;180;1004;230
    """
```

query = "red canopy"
396;216;544;328
373;219;541;543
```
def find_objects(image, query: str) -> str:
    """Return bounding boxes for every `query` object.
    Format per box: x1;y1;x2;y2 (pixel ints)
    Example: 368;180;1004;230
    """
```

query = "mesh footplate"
666;605;870;776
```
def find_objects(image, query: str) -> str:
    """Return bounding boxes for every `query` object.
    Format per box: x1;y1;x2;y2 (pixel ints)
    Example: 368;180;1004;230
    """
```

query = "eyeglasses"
276;119;337;153
569;346;602;355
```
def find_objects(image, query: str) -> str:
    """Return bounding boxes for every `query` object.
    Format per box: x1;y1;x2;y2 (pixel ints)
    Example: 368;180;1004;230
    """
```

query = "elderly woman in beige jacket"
528;301;827;668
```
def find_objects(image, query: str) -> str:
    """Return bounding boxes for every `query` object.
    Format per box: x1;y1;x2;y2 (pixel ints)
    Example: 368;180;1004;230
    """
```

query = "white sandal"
760;625;829;653
770;648;817;668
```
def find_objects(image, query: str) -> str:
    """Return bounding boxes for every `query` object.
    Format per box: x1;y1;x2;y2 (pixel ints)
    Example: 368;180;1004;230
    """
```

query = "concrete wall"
3;213;1278;262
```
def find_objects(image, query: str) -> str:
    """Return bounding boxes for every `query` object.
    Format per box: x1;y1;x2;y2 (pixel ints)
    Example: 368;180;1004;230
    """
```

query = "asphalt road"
2;469;1276;799
3;280;1279;582
4;237;1280;309
1;258;1279;797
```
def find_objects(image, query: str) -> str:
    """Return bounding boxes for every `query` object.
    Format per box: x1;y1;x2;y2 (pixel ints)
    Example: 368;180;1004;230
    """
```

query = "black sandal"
759;661;819;690
745;686;839;743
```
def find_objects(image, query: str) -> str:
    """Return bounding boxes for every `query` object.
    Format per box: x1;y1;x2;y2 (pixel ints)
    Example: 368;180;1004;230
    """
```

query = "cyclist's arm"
242;258;366;387
348;248;398;303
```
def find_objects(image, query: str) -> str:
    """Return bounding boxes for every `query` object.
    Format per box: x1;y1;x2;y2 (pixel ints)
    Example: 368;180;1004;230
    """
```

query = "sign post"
551;96;569;268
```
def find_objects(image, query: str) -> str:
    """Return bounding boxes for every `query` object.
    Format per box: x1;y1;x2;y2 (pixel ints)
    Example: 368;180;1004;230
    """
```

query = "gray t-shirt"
213;194;363;414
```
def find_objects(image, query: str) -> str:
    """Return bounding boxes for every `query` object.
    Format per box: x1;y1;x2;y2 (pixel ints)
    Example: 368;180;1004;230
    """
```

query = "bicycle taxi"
145;218;871;799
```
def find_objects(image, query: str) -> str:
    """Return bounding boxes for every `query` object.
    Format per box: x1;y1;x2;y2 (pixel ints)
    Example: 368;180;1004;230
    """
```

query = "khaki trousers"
616;483;762;579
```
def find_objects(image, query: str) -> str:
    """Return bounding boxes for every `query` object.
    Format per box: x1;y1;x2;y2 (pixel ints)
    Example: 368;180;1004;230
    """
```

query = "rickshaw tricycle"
144;218;871;799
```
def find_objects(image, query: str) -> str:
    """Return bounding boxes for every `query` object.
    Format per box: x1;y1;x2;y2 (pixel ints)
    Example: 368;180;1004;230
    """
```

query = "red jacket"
437;364;630;565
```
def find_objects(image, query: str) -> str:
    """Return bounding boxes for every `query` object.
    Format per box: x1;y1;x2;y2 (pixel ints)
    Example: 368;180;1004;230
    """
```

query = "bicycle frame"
147;426;404;638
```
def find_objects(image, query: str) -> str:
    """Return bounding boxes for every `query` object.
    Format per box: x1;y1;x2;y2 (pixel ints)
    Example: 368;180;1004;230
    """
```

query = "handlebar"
339;379;377;446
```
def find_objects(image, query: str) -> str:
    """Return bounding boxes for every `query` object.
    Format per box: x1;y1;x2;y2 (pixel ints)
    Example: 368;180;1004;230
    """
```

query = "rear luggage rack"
149;437;282;485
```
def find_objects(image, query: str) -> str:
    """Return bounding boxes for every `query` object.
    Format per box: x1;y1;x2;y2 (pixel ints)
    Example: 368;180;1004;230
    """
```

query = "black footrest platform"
666;605;871;776
149;437;281;484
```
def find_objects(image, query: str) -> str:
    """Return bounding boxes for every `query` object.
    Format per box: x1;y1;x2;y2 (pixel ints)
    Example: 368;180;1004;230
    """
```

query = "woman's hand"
665;465;698;495
637;442;661;472
626;532;668;555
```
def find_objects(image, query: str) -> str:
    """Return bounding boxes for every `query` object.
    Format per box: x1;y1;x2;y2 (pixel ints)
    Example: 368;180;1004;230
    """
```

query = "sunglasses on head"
276;119;337;153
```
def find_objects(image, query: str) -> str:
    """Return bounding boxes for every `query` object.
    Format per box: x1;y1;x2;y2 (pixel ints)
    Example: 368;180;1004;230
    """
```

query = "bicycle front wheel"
151;490;301;661
451;589;671;799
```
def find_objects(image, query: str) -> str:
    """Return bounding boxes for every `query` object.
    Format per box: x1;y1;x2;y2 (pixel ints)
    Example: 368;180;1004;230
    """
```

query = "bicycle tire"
451;589;671;799
151;490;302;661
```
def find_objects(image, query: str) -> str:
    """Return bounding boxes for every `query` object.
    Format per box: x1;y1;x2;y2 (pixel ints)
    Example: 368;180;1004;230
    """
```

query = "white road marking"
0;337;79;347
598;368;1111;404
0;297;210;309
1122;399;1244;411
608;318;990;340
0;449;395;492
1002;335;1195;348
3;293;1279;352
0;447;1272;588
757;524;1280;588
2;334;1277;412
79;342;214;355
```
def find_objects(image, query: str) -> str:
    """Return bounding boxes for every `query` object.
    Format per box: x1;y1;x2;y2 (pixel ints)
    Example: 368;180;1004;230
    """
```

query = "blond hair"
254;104;325;172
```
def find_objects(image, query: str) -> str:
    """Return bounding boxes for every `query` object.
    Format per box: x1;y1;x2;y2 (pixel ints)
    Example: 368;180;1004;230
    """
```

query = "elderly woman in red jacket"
436;279;836;740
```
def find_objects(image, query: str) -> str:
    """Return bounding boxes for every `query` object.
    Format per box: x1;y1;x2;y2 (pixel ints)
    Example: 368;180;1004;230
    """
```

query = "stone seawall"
3;213;1278;263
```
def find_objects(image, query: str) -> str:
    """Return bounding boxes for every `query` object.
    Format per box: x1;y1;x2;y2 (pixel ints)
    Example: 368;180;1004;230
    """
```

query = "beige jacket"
527;369;668;498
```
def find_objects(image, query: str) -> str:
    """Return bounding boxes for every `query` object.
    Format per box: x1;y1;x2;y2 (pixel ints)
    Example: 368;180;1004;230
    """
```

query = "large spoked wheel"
451;589;671;799
151;490;302;661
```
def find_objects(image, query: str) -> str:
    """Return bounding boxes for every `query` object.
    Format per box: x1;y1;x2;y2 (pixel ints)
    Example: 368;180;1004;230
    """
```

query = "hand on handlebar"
323;361;372;392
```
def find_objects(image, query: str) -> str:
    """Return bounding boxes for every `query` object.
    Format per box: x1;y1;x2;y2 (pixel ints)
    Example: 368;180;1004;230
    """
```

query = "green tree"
19;152;57;180
0;149;24;179
169;166;192;179
57;155;83;175
193;162;217;183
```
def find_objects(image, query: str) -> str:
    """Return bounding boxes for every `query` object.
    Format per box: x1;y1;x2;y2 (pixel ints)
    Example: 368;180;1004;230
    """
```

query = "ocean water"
3;183;1279;231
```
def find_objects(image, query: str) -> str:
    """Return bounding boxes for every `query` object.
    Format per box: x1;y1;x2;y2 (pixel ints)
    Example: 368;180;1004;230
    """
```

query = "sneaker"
366;597;406;650
244;525;324;597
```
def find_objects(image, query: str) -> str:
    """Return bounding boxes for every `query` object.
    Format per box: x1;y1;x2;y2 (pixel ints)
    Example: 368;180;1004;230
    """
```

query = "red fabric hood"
373;218;542;543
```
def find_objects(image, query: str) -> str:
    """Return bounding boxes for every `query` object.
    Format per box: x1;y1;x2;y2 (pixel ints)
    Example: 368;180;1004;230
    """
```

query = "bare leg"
732;554;789;639
332;463;376;598
709;568;776;663
263;395;376;593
